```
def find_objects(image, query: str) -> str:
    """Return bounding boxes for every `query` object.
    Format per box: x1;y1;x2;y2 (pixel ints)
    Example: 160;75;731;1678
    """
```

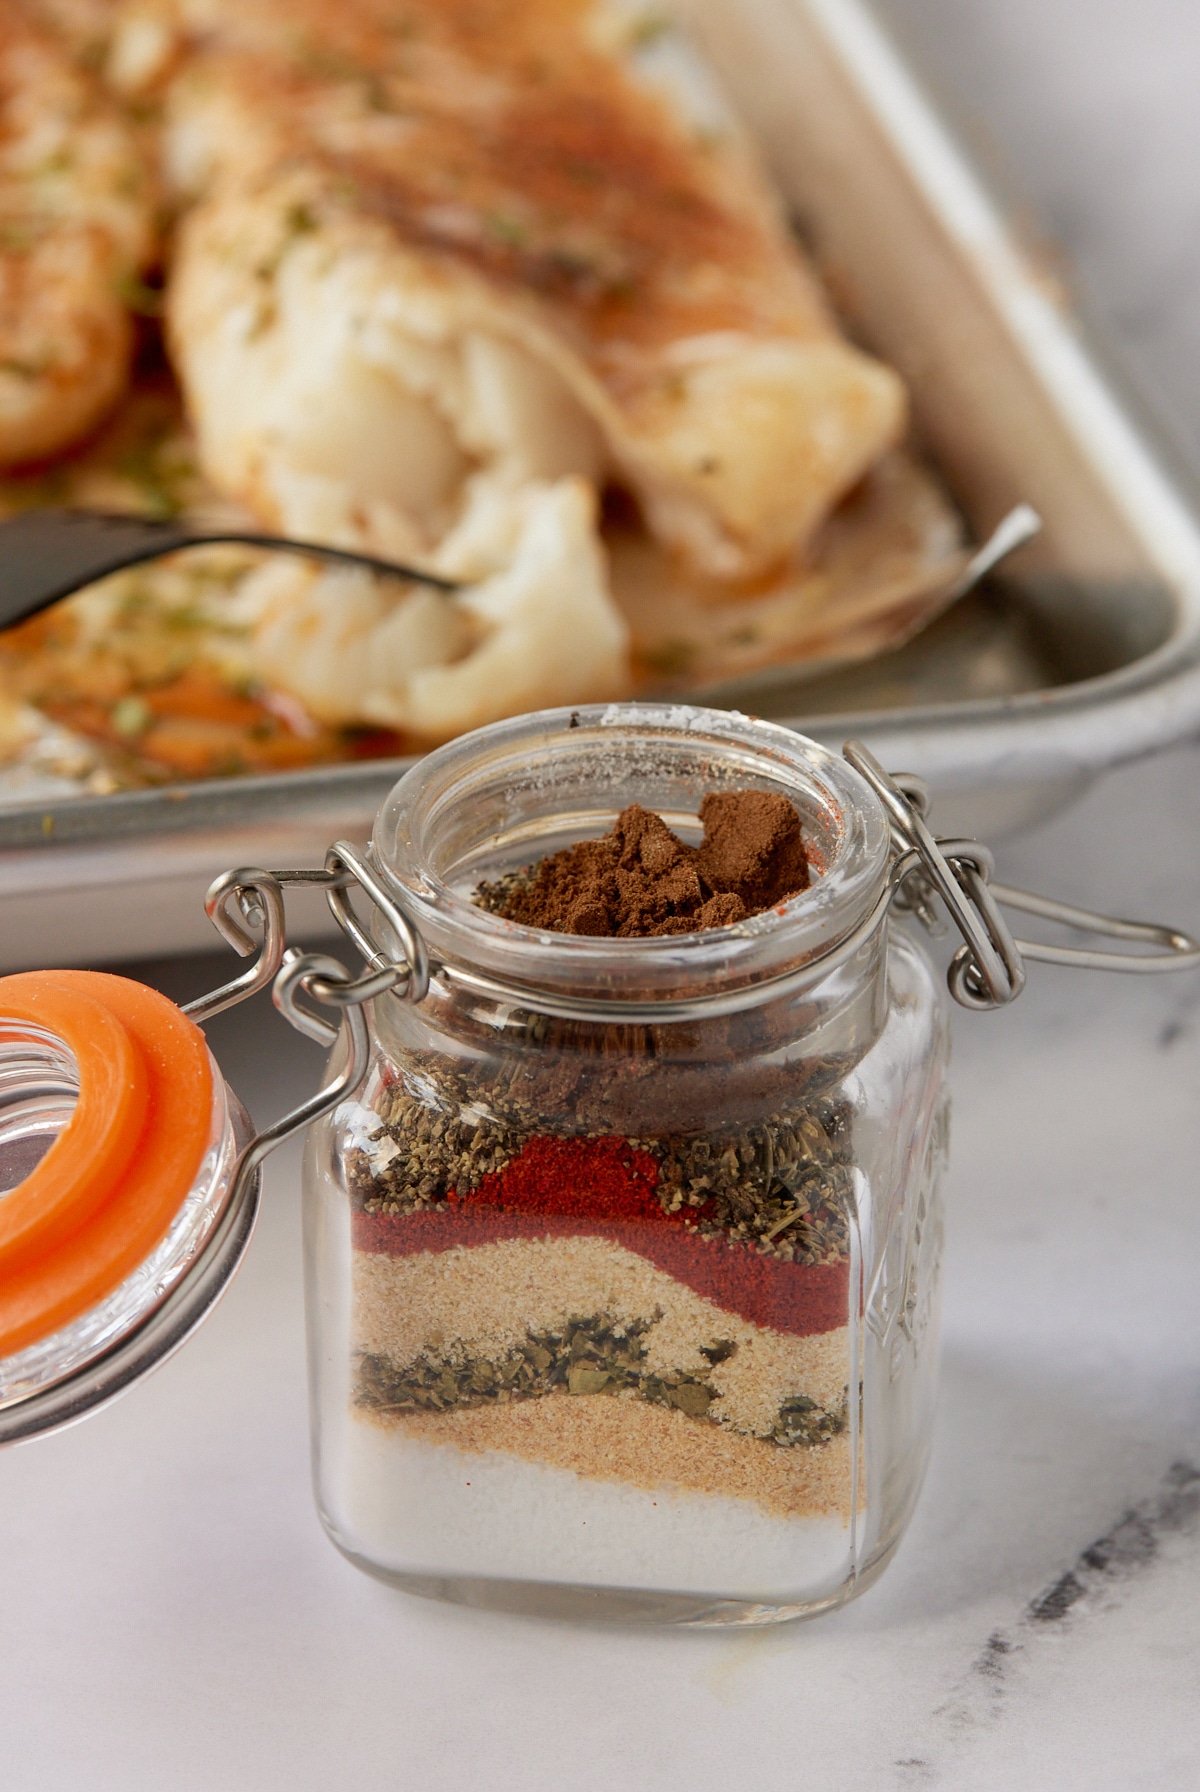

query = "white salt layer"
327;1417;856;1599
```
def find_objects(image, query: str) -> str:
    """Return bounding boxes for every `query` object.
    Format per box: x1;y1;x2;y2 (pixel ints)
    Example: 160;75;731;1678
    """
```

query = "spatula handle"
0;508;456;632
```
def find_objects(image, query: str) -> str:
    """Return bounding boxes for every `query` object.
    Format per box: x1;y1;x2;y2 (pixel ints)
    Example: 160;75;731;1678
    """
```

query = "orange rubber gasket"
0;971;215;1357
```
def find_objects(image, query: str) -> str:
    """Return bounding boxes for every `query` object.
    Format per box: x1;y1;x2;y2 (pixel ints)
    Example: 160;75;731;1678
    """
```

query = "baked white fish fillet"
0;0;960;757
0;0;155;466
162;0;906;580
244;477;630;736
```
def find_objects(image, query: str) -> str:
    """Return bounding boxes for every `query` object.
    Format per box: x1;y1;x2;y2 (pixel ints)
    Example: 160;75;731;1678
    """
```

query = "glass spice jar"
2;704;1195;1627
306;707;949;1624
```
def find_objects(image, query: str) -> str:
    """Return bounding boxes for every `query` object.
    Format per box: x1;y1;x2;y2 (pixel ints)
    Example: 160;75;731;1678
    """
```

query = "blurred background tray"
3;0;1200;969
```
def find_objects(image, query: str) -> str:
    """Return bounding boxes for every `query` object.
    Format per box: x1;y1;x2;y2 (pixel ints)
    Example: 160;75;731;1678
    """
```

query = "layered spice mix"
347;791;858;1526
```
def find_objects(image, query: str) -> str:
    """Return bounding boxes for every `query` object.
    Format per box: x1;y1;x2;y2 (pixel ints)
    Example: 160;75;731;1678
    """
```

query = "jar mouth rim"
372;704;890;997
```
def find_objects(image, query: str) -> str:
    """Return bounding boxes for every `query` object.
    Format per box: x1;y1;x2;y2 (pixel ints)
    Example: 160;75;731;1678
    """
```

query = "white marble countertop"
5;3;1200;1787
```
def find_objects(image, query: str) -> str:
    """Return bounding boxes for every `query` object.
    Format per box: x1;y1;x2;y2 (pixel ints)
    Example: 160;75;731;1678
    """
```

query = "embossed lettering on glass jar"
304;707;949;1625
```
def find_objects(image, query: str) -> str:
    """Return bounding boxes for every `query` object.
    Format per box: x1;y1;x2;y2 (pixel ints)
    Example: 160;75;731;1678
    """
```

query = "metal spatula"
0;508;458;631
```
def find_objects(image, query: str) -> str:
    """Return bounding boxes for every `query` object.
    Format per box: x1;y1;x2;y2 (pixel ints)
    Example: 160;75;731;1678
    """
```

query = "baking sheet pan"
3;0;1200;970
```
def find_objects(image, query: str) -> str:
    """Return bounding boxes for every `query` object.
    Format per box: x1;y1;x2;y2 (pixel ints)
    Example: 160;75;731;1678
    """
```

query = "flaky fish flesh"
163;0;907;579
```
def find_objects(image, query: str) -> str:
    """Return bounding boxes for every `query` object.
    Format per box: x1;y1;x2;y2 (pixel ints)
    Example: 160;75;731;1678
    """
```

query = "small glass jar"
8;703;1185;1627
304;707;950;1624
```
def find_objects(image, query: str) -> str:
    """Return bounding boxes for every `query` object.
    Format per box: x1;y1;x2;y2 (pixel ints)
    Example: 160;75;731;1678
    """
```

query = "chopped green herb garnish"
111;696;152;738
630;13;673;49
116;439;188;518
116;270;165;317
362;76;403;113
160;604;211;633
114;586;154;621
485;212;528;249
283;200;319;238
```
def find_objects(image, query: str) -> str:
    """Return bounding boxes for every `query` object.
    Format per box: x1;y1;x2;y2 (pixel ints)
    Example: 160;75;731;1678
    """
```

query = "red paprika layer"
352;1136;851;1338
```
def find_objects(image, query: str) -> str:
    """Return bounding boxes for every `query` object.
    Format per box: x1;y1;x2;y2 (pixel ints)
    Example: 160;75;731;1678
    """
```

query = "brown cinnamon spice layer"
477;789;810;936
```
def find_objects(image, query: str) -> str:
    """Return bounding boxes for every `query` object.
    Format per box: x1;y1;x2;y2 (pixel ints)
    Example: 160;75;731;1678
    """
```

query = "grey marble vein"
893;1459;1200;1784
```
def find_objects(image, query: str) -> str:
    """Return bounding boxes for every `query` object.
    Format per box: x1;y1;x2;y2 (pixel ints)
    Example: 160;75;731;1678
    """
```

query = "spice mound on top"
478;790;811;937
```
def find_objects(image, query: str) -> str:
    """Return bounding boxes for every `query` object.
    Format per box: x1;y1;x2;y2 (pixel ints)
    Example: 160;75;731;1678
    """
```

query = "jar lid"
0;970;261;1444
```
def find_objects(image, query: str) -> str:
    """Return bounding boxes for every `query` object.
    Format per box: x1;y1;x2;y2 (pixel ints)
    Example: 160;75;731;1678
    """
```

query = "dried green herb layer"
350;1071;853;1267
355;1314;848;1449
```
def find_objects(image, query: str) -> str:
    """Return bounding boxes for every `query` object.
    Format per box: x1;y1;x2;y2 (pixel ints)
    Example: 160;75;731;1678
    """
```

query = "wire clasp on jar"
174;843;430;1198
845;742;1200;1011
183;747;1200;1166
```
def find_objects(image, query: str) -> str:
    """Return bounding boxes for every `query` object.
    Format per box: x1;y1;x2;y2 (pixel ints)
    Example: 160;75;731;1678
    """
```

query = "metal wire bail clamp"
844;741;1200;1011
180;848;431;1196
184;741;1200;1154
